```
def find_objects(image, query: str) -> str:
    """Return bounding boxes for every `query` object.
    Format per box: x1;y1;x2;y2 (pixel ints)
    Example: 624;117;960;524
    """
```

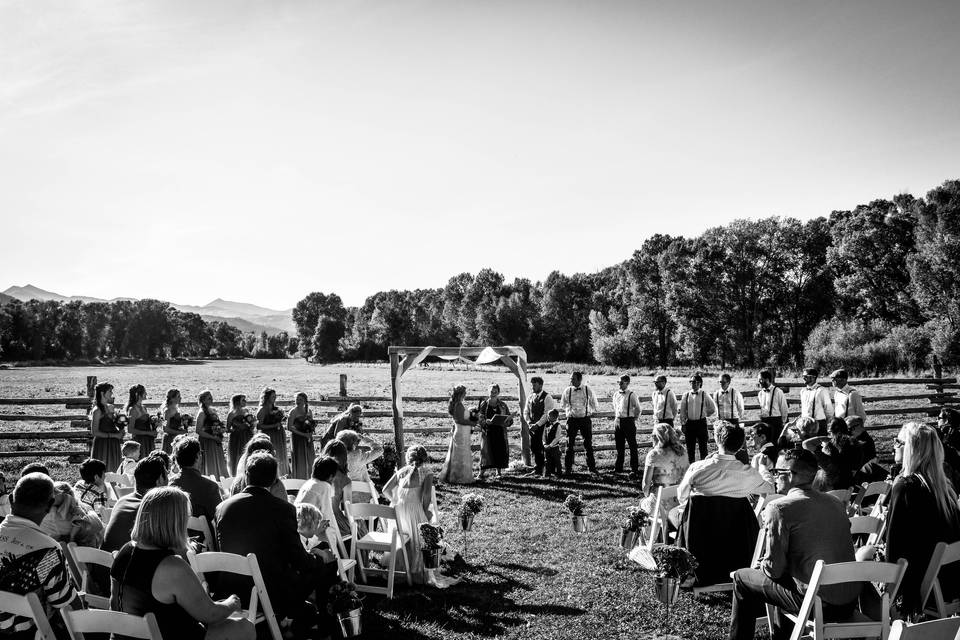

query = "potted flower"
620;506;651;550
564;494;587;532
327;582;363;638
649;544;698;605
458;493;484;531
419;523;445;569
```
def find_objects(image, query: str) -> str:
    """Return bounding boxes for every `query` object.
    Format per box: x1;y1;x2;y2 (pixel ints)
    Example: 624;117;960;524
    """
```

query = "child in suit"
543;409;564;478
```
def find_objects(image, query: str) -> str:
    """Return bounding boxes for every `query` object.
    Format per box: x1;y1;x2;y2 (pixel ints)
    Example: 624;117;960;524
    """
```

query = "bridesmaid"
125;384;156;454
226;394;254;476
160;389;188;454
196;390;228;479
257;387;289;477
477;383;511;481
440;385;475;484
287;392;316;480
90;382;123;472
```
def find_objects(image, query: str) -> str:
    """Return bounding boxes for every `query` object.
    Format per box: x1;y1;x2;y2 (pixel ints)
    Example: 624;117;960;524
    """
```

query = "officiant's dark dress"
479;399;510;470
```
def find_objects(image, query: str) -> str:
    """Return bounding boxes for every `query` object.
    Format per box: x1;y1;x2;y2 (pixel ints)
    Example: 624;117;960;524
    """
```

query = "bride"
440;385;475;484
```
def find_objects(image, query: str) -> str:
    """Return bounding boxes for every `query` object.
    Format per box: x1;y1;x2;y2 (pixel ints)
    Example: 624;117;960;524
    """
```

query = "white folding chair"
187;551;282;640
187;515;218;552
66;543;115;609
852;481;890;516
103;472;132;504
282;478;307;503
785;558;907;640
888;617;960;640
325;526;357;582
754;493;787;525
919;540;960;619
848;515;884;549
61;609;162;640
648;484;680;546
347;502;412;599
219;476;235;495
0;590;57;640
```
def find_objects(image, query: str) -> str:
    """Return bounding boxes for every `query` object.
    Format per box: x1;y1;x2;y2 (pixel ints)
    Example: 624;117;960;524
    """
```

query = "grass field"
0;359;945;639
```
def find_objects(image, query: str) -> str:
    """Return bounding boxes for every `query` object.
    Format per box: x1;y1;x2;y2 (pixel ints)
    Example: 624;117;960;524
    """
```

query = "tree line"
0;298;297;361
293;179;960;373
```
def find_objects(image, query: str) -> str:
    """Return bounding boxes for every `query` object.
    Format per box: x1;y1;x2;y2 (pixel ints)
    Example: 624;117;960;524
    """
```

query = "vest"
530;392;547;423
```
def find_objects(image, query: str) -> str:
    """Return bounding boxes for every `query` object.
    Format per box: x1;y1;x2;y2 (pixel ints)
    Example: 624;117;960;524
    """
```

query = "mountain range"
1;284;295;335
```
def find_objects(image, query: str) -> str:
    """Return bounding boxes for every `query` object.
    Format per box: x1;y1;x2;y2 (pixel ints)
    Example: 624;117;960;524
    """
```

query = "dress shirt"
561;386;598;418
679;390;717;424
612;389;643;419
652;388;678;421
677;453;772;505
757;386;789;419
833;385;866;422
524;391;557;427
712;387;744;422
800;384;834;421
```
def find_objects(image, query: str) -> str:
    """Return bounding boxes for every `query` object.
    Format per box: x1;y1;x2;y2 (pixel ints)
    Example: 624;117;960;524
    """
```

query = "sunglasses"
770;468;794;477
894;439;905;448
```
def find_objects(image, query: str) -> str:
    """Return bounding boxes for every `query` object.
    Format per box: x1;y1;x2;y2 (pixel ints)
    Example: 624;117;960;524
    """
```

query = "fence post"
86;376;97;399
933;356;944;411
339;374;348;397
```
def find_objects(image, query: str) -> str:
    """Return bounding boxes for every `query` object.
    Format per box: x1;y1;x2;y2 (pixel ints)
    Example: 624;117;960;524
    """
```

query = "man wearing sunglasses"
728;449;858;640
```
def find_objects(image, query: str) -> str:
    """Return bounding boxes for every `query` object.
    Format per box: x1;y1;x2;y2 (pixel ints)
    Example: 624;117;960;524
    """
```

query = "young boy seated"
295;502;334;560
73;458;109;515
117;440;141;478
542;409;564;479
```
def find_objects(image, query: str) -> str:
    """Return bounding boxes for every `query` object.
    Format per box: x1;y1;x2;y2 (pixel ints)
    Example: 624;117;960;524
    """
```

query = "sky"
1;0;959;310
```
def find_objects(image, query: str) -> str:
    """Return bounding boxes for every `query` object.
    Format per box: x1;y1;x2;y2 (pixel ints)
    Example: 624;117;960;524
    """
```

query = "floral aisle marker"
564;493;587;532
647;545;698;640
420;522;445;569
328;582;363;638
457;493;485;556
620;505;651;550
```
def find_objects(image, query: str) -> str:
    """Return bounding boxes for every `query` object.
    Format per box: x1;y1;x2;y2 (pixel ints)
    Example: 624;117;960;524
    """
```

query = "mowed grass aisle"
361;469;738;640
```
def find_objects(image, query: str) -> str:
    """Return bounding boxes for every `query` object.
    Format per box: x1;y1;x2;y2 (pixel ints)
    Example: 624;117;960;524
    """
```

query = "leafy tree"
292;292;347;359
312;315;346;362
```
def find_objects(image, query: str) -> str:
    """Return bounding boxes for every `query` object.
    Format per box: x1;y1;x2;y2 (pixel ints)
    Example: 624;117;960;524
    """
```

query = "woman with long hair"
161;389;187;454
225;394;254;476
110;486;254;640
477;384;511;481
126;384;157;454
860;422;960;617
440;385;475;484
640;423;689;496
90;382;123;473
256;387;289;477
195;390;228;479
287;392;316;479
803;417;864;491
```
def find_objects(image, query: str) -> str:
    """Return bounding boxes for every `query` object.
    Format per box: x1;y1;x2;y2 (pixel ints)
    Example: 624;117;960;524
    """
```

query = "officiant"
477;383;512;481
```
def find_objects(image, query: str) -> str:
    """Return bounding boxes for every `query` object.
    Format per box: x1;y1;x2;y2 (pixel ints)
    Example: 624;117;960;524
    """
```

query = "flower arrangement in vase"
419;523;445;568
458;493;484;531
620;506;651;549
564;494;587;532
327;582;363;638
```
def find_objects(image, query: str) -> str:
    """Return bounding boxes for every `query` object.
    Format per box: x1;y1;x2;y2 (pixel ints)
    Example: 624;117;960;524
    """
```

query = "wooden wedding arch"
388;345;532;462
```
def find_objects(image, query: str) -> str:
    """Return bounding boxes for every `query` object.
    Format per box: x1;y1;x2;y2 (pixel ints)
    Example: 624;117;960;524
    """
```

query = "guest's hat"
829;368;848;379
802;367;819;377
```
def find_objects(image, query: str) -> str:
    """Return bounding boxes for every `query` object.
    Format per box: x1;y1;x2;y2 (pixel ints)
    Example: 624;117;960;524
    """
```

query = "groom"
523;377;556;476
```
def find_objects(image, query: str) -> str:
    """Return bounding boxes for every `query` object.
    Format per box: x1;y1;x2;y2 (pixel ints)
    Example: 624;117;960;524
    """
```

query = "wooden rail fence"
0;372;957;461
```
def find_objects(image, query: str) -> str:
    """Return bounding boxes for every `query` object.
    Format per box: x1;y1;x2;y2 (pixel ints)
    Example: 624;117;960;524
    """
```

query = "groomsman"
679;373;716;463
612;374;643;477
712;373;744;426
830;369;866;423
523;376;556;476
651;375;678;425
561;371;599;474
800;367;833;435
757;369;789;443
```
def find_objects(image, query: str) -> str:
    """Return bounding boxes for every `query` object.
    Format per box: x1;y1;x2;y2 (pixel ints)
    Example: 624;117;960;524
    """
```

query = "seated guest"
939;407;960;450
295;502;326;552
671;422;772;527
857;423;960;618
750;422;778;485
0;472;10;519
73;458;109;514
846;416;889;485
41;482;102;547
0;473;80;637
777;416;818;452
170;436;224;523
802;417;864;491
111;486;254;640
216;453;339;640
102;454;168;552
294;457;341;543
337;429;383;503
118;440;141;478
19;463;50;478
729;448;858;640
229;435;286;501
640;423;689;497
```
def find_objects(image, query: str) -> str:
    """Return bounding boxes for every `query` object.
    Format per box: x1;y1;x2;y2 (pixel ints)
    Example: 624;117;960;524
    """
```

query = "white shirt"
712;387;744;421
652;388;678;421
833;385;866;422
678;453;773;505
295;479;337;539
800;384;833;421
523;391;557;427
561;385;598;418
679;389;717;423
758;386;789;419
612;389;642;419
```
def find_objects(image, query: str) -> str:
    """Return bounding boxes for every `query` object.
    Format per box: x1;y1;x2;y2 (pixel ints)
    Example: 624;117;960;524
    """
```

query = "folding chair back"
346;502;412;598
187;515;218;552
103;472;131;488
66;543;115;609
219;476;235;495
0;590;56;640
282;479;306;503
325;526;357;581
61;609;162;640
888;617;960;640
919;540;960;618
754;493;786;525
648;485;679;546
826;489;852;506
852;481;890;516
186;551;282;640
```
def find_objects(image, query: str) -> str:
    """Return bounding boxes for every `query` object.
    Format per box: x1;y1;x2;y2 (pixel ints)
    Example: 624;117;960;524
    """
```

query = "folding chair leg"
400;542;413;587
386;544;397;599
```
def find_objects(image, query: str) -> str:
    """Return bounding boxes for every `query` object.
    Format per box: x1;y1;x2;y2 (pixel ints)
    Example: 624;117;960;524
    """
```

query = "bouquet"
563;494;586;516
265;407;285;426
209;416;225;437
419;523;445;551
180;414;194;429
327;582;363;615
622;506;651;532
148;412;163;432
112;413;129;430
458;493;485;520
650;544;698;581
296;415;318;433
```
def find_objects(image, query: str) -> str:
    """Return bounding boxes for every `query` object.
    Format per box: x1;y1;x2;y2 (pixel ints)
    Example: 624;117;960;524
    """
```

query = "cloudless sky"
2;0;958;309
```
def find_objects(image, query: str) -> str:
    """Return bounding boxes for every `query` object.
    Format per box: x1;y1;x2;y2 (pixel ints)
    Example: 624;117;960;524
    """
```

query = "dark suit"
101;492;143;553
170;467;223;522
215;486;338;636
